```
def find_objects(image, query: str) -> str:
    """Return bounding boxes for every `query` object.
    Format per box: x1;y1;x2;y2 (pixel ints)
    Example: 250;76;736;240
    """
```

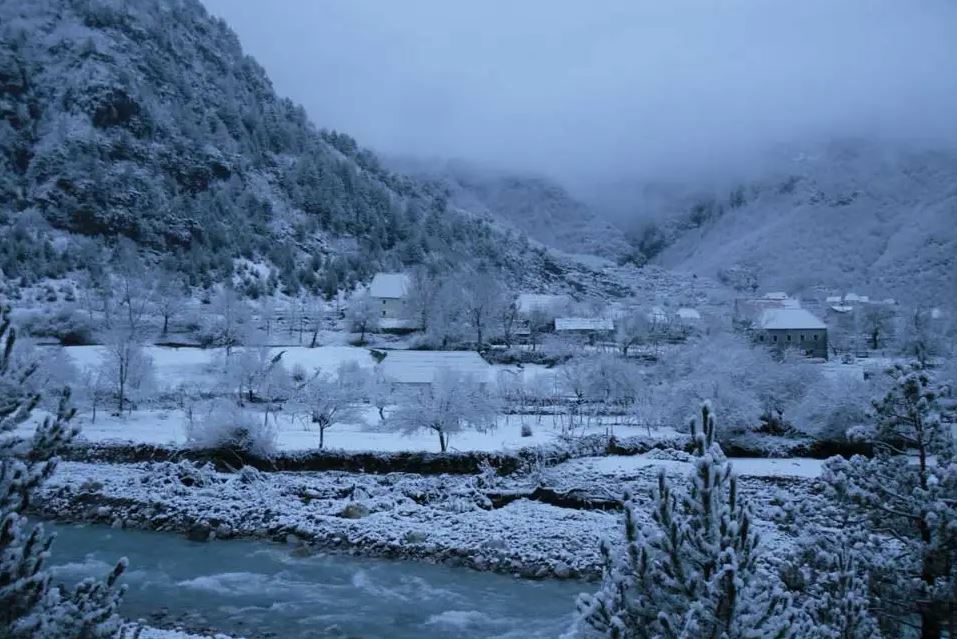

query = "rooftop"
758;308;827;330
369;273;411;299
378;350;491;385
555;317;614;332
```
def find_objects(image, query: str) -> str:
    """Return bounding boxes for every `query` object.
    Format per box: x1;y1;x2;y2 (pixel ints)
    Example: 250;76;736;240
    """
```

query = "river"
46;521;587;638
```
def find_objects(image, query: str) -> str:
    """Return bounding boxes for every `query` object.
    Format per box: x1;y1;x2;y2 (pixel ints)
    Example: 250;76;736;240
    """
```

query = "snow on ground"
56;344;557;394
53;406;669;453
139;628;236;639
571;453;825;479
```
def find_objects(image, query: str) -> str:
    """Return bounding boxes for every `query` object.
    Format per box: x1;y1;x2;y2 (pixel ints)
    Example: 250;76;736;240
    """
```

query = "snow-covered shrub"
520;423;533;437
791;374;874;442
184;399;276;457
19;307;95;345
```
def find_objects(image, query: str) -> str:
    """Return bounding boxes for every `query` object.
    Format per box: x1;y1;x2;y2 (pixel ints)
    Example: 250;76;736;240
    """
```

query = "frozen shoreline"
34;452;826;583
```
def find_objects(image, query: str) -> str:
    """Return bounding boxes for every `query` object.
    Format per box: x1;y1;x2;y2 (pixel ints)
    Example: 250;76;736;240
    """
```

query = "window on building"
813;334;818;341
381;310;386;317
772;335;778;343
786;334;792;342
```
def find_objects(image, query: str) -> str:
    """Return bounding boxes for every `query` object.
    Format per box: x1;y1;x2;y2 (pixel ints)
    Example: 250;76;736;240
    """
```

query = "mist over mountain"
390;157;629;259
592;140;957;303
0;0;621;298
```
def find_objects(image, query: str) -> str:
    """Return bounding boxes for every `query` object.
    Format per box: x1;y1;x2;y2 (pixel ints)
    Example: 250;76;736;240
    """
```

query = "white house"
554;317;614;344
369;272;411;320
377;350;492;388
755;308;828;359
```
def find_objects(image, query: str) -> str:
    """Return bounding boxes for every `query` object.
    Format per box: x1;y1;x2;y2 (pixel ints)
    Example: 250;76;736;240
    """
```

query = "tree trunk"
377;406;385;421
319;425;325;449
162;314;169;336
438;430;447;453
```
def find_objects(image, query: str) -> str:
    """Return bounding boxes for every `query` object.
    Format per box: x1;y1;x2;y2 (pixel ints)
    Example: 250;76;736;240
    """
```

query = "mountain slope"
0;0;623;298
394;158;630;259
648;142;957;303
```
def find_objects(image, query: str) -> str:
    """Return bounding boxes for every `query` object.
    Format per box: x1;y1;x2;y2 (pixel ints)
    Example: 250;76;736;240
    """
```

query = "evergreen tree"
822;364;957;638
0;306;128;638
571;403;798;639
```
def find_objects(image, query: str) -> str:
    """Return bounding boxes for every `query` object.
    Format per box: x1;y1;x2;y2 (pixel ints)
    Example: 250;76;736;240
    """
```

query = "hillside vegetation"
0;0;618;298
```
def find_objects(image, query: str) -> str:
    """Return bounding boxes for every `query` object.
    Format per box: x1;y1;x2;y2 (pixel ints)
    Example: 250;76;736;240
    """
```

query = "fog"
202;0;957;186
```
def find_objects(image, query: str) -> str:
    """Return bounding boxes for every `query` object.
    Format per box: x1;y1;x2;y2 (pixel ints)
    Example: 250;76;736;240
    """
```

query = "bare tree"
113;239;156;335
461;270;507;351
498;295;520;348
208;286;251;359
390;371;499;452
154;270;187;337
615;314;648;357
99;330;155;415
405;265;441;331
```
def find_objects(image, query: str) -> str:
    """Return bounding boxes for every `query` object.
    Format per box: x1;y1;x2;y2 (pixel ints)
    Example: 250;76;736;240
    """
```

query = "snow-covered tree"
460;269;507;351
571;403;799;638
780;532;882;639
206;286;251;358
112;239;156;336
299;364;364;449
153;270;187;337
614;315;647;358
822;364;957;638
99;329;155;416
0;306;128;637
390;371;499;452
345;292;378;344
790;374;875;442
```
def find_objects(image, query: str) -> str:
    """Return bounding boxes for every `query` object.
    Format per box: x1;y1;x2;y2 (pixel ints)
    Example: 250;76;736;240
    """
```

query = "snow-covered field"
56;407;672;453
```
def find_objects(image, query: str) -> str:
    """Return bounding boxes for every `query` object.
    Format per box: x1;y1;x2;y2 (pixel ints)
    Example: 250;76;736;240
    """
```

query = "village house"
554;317;614;344
754;308;828;359
377;350;492;389
368;272;411;320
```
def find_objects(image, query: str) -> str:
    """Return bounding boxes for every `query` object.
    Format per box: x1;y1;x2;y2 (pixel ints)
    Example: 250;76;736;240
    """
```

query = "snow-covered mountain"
619;141;957;303
0;0;627;298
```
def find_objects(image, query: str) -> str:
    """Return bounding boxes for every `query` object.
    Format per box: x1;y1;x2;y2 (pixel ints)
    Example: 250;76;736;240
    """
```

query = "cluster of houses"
366;272;942;364
366;272;703;345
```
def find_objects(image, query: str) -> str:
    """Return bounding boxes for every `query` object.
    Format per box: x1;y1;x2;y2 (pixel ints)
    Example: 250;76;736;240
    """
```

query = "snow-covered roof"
555;317;614;332
758;308;827;330
829;305;854;313
762;292;790;300
676;307;701;320
825;296;843;303
844;293;870;303
378;350;491;385
516;293;571;314
369;273;411;299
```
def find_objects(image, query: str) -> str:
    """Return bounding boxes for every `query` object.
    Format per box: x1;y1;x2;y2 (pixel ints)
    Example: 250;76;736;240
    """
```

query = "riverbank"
34;451;829;582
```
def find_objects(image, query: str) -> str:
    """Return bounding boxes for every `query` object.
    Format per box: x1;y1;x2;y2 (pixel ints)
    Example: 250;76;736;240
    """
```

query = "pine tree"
822;364;957;639
572;403;798;639
780;532;882;639
0;305;128;638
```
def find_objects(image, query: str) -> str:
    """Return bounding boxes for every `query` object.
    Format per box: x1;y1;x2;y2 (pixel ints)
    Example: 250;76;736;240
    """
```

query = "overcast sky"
202;0;957;185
